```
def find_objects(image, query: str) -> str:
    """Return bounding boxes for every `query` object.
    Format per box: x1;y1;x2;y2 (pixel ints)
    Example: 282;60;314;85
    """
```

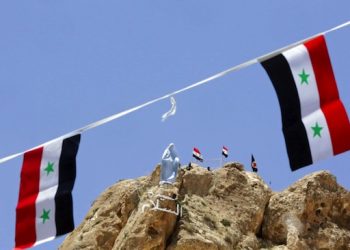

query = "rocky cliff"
60;163;350;250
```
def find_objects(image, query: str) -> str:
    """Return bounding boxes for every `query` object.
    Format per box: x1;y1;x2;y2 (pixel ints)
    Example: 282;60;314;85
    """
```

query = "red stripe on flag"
15;147;43;248
305;36;339;104
321;100;350;154
193;147;200;154
305;35;350;155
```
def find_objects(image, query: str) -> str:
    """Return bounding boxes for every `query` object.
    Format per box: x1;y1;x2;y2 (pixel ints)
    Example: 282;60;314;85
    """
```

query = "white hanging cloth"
161;96;177;122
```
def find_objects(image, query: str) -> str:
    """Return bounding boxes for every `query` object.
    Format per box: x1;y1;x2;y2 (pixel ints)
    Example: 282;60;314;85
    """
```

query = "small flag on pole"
192;147;203;162
251;154;258;172
222;146;228;158
15;134;81;249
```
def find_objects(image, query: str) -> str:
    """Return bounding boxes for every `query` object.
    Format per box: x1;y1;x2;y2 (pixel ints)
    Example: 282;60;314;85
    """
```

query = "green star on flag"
40;209;50;224
299;69;310;85
311;122;323;138
44;162;54;175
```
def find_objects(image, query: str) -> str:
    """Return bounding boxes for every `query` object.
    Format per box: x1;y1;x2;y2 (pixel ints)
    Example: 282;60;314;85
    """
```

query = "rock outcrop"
262;171;350;250
60;163;350;250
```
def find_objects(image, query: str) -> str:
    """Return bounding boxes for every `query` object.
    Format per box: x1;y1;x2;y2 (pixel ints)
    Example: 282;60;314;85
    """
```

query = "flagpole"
1;21;349;165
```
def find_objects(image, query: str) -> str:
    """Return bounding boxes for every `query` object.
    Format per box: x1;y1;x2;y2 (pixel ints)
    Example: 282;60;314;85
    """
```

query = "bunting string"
0;20;349;165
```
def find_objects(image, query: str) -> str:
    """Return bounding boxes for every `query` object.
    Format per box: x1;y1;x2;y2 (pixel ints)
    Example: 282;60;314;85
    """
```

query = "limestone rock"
167;165;271;250
262;170;350;250
60;165;350;250
60;165;161;250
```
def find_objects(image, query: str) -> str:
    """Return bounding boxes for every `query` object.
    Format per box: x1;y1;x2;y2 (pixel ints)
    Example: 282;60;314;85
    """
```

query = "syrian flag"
251;154;258;172
222;146;228;158
261;35;350;171
15;134;81;249
192;147;203;162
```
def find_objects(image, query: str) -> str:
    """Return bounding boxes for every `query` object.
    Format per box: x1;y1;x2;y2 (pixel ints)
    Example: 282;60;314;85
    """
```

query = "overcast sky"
0;1;349;249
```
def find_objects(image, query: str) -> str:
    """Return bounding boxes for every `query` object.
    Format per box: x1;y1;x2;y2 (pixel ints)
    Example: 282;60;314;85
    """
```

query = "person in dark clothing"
186;162;193;170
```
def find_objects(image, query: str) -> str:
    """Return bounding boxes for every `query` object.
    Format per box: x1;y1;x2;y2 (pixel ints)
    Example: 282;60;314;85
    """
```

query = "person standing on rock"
251;154;258;172
186;162;192;170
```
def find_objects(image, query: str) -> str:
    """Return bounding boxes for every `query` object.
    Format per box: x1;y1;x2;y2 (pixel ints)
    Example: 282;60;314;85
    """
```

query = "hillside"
60;162;350;250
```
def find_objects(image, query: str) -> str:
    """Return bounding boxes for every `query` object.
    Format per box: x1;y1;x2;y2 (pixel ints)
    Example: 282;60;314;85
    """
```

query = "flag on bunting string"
15;134;81;249
222;146;228;158
261;35;350;171
160;143;180;184
192;147;203;162
251;154;258;172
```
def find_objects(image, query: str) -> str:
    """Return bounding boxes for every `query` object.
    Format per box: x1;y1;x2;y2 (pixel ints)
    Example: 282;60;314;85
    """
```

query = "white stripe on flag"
302;109;333;162
193;151;201;157
35;140;62;244
283;44;320;117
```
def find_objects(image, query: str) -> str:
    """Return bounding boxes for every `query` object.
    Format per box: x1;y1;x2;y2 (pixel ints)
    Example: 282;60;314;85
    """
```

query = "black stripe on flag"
261;55;312;170
55;134;81;236
193;154;203;162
